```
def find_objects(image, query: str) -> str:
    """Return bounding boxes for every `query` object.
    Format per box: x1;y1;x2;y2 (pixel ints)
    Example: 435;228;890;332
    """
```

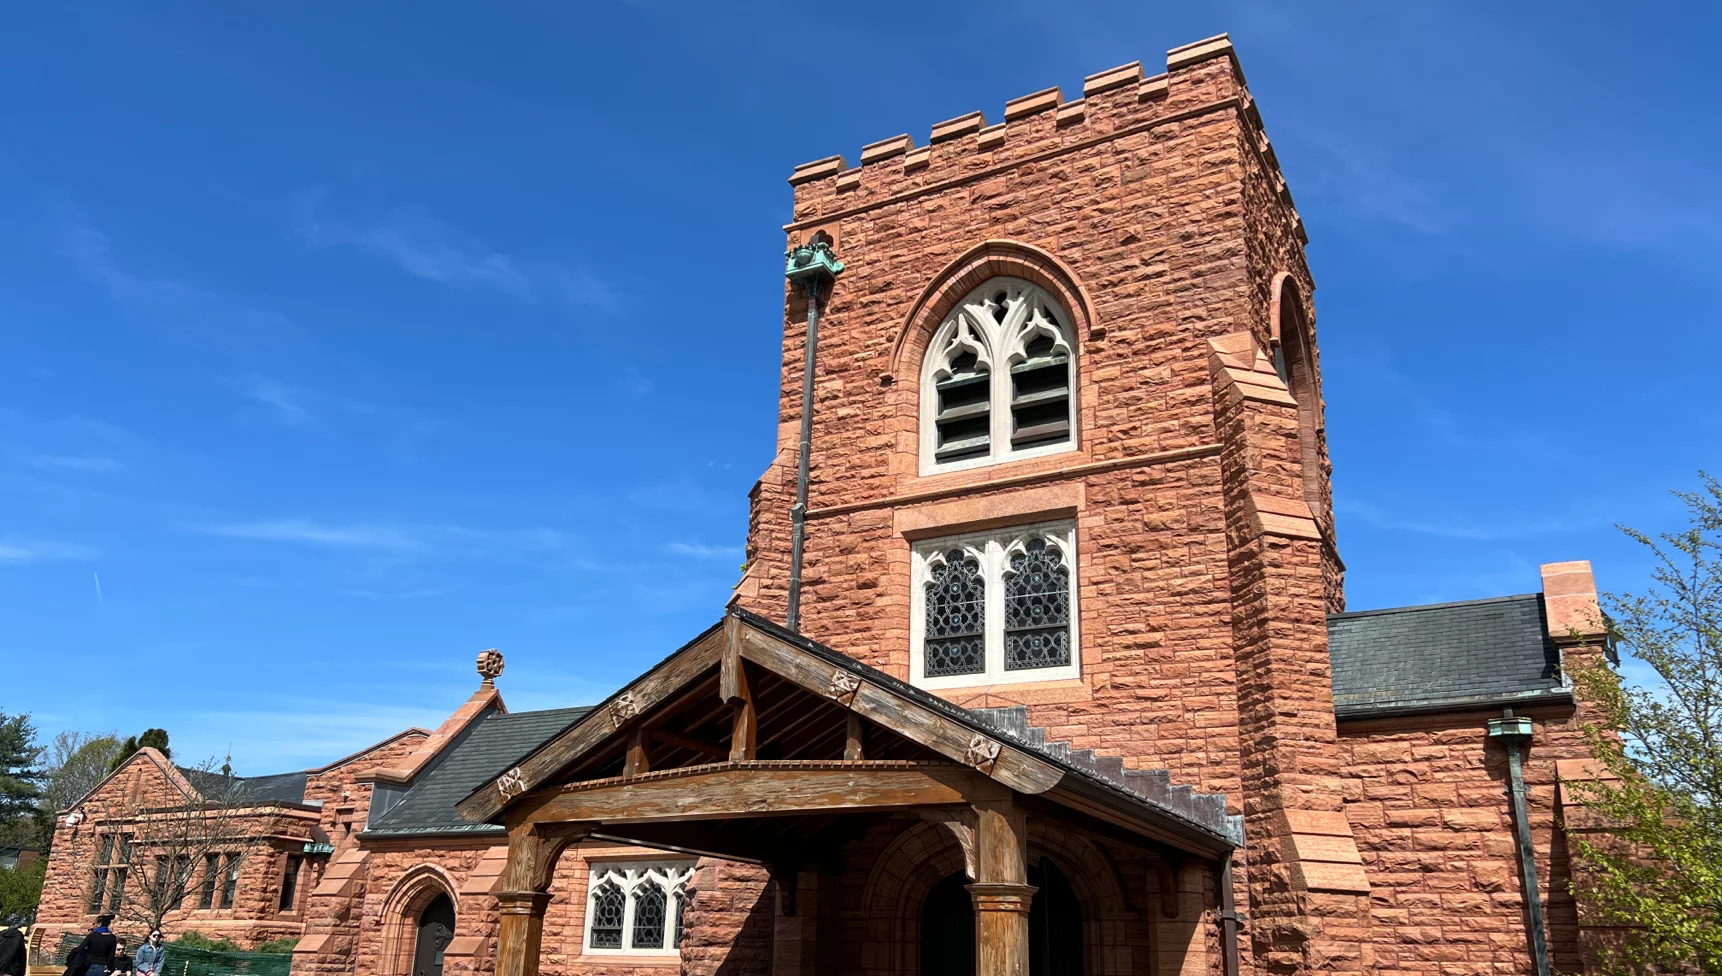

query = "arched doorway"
411;893;455;976
920;859;1084;976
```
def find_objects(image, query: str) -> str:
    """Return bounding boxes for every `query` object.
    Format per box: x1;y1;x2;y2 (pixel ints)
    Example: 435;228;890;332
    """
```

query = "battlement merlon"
784;34;1306;246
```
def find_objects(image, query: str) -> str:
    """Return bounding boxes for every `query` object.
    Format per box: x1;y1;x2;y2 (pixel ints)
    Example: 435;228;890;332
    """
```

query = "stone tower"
734;34;1371;973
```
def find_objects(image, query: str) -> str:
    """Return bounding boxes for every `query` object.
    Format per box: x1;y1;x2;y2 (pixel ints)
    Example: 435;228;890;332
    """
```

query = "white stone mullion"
984;536;1006;677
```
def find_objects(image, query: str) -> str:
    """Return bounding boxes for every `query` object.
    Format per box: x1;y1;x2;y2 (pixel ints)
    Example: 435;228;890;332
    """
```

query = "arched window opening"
1274;278;1324;520
919;859;1084;976
922;278;1076;473
921;872;975;976
1028;858;1083;976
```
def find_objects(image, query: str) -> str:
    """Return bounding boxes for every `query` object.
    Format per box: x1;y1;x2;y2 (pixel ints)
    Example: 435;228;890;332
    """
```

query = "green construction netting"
49;934;294;976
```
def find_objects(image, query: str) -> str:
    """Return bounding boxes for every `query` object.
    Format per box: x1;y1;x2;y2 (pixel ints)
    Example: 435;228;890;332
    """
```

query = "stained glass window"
915;522;1078;686
925;550;985;677
588;881;625;949
583;860;695;955
1005;538;1071;670
632;885;666;949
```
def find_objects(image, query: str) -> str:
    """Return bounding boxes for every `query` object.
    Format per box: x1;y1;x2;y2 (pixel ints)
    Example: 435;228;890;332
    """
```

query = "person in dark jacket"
66;915;117;976
111;939;132;976
0;924;28;976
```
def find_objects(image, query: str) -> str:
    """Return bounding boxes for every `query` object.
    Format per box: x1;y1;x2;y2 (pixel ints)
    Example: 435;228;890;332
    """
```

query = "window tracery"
583;860;695;956
911;521;1079;688
921;278;1075;472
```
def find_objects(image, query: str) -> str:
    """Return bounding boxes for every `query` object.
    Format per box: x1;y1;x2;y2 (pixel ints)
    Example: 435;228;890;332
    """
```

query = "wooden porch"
455;611;1242;976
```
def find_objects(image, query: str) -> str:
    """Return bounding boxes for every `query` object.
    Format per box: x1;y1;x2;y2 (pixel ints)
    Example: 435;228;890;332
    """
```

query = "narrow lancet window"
1004;538;1071;670
924;550;986;678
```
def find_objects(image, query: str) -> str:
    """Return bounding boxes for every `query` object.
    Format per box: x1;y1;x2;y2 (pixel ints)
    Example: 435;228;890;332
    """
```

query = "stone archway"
376;866;460;976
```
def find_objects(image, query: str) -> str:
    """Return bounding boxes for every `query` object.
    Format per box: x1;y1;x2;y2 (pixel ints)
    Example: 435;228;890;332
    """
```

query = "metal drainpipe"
783;239;843;634
1488;709;1552;976
1219;852;1241;976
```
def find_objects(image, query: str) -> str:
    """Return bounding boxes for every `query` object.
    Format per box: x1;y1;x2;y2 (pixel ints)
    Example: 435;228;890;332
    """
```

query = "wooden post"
624;727;650;778
968;799;1034;976
843;713;865;761
495;823;588;976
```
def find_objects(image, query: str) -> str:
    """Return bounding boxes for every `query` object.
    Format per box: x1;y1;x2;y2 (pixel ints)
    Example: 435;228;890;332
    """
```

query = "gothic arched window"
920;278;1076;473
588;881;625;950
912;522;1079;688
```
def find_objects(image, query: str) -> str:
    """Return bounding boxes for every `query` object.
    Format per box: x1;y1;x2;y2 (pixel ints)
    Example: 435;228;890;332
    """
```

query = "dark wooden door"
412;894;455;976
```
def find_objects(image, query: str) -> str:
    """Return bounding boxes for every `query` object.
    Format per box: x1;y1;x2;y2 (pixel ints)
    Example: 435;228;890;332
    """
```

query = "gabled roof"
1327;593;1570;719
456;608;1242;853
365;706;592;837
177;768;310;805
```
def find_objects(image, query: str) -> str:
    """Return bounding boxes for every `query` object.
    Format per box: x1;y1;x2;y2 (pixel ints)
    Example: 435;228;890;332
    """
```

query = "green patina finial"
784;238;844;292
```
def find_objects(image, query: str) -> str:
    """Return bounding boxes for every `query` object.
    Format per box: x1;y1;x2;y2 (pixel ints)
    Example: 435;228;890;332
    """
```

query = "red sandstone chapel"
35;34;1625;976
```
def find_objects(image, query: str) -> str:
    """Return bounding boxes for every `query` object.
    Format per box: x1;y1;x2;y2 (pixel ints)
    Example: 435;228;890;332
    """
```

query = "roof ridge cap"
1328;592;1541;620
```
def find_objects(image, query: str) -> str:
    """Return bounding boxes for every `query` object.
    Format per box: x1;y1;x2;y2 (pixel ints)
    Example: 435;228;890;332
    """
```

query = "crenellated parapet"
785;34;1307;244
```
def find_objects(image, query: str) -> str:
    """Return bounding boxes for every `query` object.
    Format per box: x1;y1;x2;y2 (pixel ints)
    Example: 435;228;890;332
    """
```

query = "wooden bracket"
624;727;650;778
844;713;866;761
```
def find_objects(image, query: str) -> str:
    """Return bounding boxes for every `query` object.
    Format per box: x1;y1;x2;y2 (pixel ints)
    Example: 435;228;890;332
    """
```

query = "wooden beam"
458;628;724;823
720;613;745;702
1155;857;1182;919
737;627;1064;795
624;728;650;778
844;713;866;761
729;661;757;763
650;728;727;760
513;761;998;825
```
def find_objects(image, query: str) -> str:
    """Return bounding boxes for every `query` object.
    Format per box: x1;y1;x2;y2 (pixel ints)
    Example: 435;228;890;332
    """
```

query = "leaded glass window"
1004;538;1071;670
921;278;1076;473
631;885;666;949
582;860;695;956
588;882;625;949
912;522;1079;688
924;550;985;678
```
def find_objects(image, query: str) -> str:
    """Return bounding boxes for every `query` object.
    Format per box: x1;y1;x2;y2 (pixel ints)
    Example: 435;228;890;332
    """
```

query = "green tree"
1571;473;1722;973
0;712;44;846
0;857;46;926
109;728;171;773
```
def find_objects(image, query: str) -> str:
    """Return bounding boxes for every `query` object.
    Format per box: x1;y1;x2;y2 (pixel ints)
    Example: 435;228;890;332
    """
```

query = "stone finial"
477;649;505;686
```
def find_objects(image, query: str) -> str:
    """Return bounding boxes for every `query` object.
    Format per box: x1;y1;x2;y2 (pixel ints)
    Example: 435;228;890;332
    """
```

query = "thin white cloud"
0;539;99;563
27;455;124;473
58;222;299;356
665;541;744;560
287;187;616;309
196;519;570;557
203;519;424;551
245;377;315;425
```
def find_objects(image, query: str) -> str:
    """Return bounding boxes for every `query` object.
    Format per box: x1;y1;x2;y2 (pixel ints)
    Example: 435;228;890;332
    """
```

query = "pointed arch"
1269;271;1324;521
376;865;460;976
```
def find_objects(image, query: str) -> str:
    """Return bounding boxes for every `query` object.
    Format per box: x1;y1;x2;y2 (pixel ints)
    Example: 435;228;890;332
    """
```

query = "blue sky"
2;2;1716;773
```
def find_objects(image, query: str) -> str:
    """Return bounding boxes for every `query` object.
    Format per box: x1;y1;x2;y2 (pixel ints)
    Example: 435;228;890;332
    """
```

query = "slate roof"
1327;593;1571;718
366;705;592;836
177;767;310;805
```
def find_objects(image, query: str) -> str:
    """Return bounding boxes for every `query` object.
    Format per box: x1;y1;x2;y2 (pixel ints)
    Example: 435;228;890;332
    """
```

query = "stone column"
968;799;1035;976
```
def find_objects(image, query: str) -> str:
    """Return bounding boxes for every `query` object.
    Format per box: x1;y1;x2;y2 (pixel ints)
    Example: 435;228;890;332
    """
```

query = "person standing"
0;923;27;976
66;915;117;976
132;932;164;976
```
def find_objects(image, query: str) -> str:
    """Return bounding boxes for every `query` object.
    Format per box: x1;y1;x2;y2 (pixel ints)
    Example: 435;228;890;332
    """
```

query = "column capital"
966;882;1037;915
495;890;554;915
